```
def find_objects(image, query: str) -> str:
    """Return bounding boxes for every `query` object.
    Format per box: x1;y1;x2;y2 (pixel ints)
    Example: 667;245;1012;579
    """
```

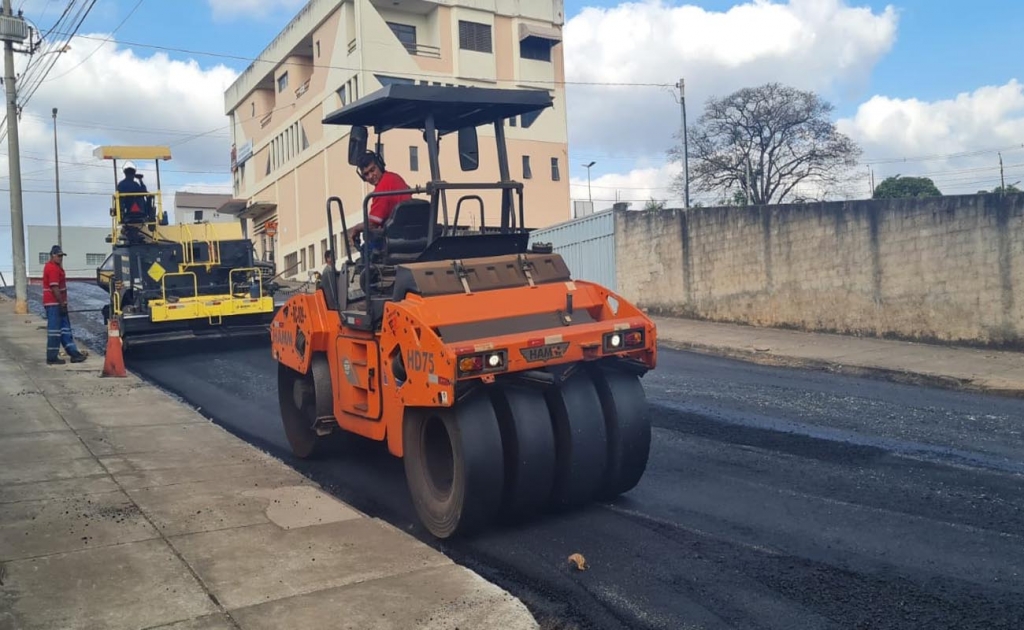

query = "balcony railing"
295;79;310;98
347;38;356;54
404;42;441;59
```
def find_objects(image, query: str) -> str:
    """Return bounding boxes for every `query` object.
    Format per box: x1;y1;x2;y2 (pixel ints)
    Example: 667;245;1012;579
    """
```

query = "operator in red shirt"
346;151;413;249
41;245;87;365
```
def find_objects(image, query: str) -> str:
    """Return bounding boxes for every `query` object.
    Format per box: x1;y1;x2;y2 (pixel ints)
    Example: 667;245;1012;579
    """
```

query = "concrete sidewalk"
0;298;537;630
652;316;1024;397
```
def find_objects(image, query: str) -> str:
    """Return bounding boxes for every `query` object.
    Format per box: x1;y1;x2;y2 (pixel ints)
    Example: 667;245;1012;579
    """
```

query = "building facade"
174;192;237;226
221;0;570;280
27;225;110;282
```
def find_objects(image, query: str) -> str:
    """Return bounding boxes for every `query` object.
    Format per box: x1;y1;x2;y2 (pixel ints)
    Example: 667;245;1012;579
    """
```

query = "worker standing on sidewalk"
42;245;87;366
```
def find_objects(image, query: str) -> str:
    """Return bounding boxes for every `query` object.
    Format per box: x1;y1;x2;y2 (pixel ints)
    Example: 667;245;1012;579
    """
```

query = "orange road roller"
271;84;657;538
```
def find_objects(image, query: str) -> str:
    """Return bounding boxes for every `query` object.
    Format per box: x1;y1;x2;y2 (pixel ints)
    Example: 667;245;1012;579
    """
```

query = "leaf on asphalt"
568;553;588;571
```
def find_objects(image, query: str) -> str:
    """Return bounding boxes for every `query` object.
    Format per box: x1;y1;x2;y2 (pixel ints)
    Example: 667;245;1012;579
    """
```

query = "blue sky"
1;0;1023;273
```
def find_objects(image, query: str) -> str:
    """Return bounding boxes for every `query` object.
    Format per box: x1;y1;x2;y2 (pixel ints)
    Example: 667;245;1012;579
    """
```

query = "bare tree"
669;83;862;205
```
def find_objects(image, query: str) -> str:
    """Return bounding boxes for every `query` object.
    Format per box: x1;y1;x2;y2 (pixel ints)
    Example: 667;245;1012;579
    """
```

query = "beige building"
220;0;570;280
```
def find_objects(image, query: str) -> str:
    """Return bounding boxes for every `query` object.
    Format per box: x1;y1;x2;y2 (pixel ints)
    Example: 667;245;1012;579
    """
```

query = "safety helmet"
123;160;137;173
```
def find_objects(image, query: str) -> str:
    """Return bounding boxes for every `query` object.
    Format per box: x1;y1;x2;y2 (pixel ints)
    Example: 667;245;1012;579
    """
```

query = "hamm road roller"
271;84;657;538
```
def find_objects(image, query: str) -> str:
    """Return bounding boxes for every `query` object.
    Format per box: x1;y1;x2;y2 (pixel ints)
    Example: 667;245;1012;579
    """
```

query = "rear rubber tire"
490;385;556;519
403;390;505;539
589;365;651;498
545;369;609;508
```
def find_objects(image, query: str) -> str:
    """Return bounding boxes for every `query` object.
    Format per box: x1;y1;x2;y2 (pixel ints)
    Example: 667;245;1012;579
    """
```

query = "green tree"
873;175;942;199
977;183;1022;195
669;82;862;205
643;198;667;211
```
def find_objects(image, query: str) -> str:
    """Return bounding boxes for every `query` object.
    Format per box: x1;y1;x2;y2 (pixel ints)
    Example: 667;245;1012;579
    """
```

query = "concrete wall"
615;193;1024;347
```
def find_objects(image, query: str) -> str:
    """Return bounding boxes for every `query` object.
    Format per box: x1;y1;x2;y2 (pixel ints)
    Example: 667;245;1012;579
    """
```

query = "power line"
40;0;144;83
47;31;674;88
0;0;98;144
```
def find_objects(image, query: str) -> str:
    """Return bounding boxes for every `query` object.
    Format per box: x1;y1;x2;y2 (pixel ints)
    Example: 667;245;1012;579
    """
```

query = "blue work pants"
45;305;83;361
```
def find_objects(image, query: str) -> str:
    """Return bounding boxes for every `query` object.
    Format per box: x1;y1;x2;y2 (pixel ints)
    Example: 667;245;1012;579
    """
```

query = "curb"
658;338;1024;399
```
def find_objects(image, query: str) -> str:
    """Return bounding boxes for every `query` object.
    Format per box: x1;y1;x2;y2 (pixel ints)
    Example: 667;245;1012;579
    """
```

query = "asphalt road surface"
10;282;1024;630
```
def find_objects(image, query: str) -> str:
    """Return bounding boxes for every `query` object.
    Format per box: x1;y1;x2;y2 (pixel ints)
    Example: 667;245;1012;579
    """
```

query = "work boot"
70;353;87;363
47;358;66;365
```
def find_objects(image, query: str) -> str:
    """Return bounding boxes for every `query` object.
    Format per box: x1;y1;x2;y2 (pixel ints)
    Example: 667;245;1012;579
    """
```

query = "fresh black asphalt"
10;282;1024;630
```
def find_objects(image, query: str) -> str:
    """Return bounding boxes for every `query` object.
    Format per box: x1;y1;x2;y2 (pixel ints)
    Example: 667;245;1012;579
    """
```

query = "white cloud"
563;0;899;158
0;34;240;273
569;163;683;210
207;0;308;21
836;80;1024;195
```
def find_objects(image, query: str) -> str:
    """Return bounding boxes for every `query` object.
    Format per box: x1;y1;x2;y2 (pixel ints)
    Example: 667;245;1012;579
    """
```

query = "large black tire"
545;369;609;509
277;355;339;458
403;391;505;539
489;385;556;520
588;365;651;498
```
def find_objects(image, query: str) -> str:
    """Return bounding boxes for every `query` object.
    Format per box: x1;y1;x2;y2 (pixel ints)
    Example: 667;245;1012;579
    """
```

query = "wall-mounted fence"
528;209;617;291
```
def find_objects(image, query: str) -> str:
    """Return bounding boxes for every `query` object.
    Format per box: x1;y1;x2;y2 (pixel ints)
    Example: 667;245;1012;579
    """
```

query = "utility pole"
675;78;690;209
52;107;61;248
1;0;28;314
999;152;1005;193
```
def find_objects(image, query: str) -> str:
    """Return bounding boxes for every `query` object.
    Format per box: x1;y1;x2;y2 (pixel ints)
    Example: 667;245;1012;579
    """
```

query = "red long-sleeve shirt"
368;171;413;226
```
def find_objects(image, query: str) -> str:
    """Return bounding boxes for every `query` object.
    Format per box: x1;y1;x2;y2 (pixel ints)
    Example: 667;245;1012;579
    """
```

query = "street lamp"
583;161;595;204
52;106;61;248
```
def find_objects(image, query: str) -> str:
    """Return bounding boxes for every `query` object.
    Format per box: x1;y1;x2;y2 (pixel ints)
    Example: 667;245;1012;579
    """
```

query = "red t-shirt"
42;260;66;307
368;171;413;227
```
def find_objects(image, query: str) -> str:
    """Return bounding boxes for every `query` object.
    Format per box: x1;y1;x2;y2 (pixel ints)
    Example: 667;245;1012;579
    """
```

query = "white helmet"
123;161;137;173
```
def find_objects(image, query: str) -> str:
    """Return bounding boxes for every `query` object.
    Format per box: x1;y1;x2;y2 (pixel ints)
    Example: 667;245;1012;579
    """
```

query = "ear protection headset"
356;150;386;182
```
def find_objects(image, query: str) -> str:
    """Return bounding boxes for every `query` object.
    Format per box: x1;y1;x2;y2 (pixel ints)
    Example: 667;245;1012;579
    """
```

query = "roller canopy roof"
322;84;553;133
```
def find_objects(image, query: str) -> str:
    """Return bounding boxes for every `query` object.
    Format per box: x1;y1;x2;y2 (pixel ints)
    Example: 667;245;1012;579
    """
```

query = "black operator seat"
382;199;433;265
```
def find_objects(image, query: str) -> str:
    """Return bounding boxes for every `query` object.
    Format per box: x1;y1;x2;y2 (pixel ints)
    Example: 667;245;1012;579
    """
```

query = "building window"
550;157;560;181
316;40;321;57
338;85;347;106
522;155;532;179
285;252;298;275
277;72;288;93
459;20;492;53
251;102;255;117
520;36;553;62
194;210;204;222
38;252;48;264
86;253;106;266
509;116;517;127
409;146;419;172
387;22;417;54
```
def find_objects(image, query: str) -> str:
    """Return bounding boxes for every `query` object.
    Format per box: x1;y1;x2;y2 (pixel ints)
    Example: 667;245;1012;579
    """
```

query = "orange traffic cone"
102;318;127;378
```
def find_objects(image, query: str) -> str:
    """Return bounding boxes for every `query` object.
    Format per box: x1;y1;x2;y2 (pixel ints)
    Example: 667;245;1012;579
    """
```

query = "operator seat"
381;199;433;265
120;195;147;225
320;264;340;310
